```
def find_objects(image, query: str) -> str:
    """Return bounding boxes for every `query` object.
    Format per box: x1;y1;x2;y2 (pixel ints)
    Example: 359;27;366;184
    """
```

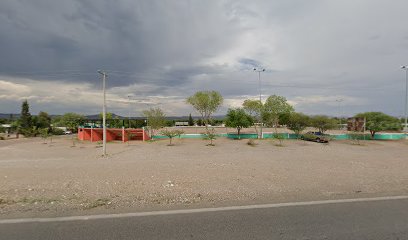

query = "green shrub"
19;128;37;137
160;129;184;146
202;128;217;146
51;128;65;135
273;133;285;146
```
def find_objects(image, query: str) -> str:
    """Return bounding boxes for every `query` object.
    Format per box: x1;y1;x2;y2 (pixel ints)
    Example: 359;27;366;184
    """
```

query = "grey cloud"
0;0;408;117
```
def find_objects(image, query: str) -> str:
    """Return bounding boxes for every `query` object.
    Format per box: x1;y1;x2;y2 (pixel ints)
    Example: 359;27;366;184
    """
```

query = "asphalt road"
1;198;408;240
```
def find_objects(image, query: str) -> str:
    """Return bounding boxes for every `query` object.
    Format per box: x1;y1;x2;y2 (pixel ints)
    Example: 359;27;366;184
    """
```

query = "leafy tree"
243;99;263;138
186;90;223;127
203;128;217;146
99;112;122;128
61;113;85;132
225;108;254;139
287;112;310;137
36;111;52;131
39;128;50;144
188;114;194;126
262;95;294;128
160;129;184;146
354;112;401;138
310;115;337;134
143;107;166;137
61;113;85;146
278;112;291;126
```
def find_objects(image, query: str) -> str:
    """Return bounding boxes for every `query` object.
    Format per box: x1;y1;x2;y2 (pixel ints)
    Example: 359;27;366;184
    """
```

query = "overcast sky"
1;0;408;117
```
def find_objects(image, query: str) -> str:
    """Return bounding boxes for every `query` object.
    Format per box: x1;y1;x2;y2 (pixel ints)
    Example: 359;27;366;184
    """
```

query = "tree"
188;114;194;126
39;128;49;144
262;95;294;146
61;113;85;146
143;107;166;137
160;129;184;146
61;113;85;132
243;99;263;138
310;115;337;134
287;112;310;137
262;95;294;129
186;91;223;127
36;111;52;131
99;112;122;128
20;100;32;129
354;112;401;139
203;128;217;146
225;108;254;139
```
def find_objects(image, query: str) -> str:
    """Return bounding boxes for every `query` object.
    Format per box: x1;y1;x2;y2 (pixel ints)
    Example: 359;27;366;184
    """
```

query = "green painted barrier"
226;133;258;139
152;133;407;140
152;134;228;139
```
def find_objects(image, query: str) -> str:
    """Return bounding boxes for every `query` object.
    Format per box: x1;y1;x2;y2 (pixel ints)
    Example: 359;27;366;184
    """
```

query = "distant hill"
0;113;225;120
0;113;19;120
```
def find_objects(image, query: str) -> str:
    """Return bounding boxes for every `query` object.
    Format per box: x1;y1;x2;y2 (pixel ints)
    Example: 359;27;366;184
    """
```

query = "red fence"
77;128;150;142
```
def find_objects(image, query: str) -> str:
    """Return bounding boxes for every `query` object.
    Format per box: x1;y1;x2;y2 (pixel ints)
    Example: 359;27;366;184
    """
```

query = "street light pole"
98;70;107;156
254;68;266;139
254;68;265;103
401;66;408;132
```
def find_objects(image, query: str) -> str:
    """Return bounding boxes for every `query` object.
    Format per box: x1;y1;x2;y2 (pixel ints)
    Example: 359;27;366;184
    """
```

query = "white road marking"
1;195;407;224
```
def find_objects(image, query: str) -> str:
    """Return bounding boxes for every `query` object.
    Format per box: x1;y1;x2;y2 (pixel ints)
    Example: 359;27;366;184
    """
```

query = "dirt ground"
1;135;408;219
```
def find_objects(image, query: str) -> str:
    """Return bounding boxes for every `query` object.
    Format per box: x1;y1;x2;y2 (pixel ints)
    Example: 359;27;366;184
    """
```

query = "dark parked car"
300;131;330;143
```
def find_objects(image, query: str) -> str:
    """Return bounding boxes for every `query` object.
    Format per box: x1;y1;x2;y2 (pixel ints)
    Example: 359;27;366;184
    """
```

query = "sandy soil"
0;135;408;218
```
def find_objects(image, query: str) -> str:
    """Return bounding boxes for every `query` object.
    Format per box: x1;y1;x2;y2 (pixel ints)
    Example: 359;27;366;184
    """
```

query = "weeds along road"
1;197;408;240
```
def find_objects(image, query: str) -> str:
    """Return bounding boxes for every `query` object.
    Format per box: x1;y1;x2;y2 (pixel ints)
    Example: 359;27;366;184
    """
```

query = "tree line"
0;94;403;142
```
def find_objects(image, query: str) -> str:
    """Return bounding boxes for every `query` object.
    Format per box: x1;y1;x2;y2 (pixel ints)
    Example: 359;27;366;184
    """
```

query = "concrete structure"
78;128;150;143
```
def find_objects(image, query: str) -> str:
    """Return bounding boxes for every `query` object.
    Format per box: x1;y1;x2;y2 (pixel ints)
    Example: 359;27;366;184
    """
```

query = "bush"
348;131;365;145
247;139;257;146
51;128;65;135
19;128;37;137
203;128;217;146
160;129;184;146
273;133;285;146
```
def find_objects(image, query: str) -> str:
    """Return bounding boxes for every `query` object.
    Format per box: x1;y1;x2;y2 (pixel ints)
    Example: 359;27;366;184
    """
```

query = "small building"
77;127;150;142
175;122;189;126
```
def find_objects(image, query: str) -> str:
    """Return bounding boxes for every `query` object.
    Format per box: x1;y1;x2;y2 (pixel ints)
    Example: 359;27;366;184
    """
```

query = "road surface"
1;197;407;240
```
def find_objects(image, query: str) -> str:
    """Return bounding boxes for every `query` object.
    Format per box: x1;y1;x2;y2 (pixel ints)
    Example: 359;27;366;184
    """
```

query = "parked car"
64;130;72;135
300;131;330;143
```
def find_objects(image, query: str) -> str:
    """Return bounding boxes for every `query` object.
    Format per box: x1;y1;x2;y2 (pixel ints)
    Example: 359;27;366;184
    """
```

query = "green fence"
153;132;407;140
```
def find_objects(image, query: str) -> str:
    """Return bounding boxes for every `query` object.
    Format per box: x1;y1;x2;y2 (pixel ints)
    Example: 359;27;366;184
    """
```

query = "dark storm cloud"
1;0;408;116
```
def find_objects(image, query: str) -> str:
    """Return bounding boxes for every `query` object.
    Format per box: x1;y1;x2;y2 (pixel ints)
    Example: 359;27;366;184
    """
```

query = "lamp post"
254;68;265;139
401;66;408;132
253;68;266;103
97;70;107;156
